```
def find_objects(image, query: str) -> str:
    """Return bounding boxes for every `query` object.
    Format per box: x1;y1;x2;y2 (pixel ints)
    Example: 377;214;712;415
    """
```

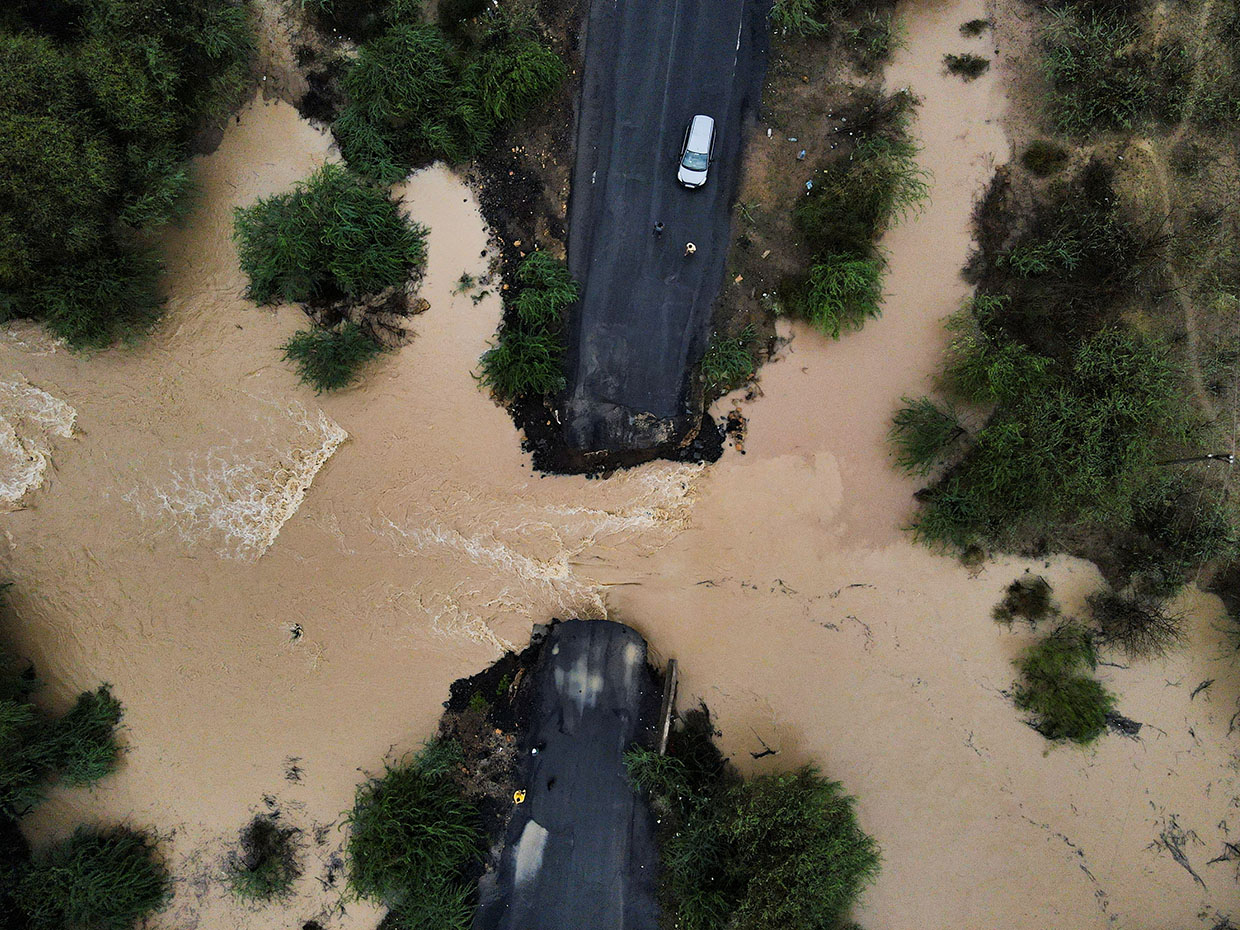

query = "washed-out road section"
562;0;770;455
473;620;662;930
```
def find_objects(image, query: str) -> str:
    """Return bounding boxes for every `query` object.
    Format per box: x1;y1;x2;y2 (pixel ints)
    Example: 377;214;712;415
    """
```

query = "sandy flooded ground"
2;0;1239;928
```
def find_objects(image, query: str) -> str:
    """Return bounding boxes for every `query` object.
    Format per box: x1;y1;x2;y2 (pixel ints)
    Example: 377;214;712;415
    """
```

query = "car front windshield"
681;151;708;171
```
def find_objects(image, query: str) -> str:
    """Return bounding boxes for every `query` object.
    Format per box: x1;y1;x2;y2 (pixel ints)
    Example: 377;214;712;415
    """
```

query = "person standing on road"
684;242;696;257
653;222;664;237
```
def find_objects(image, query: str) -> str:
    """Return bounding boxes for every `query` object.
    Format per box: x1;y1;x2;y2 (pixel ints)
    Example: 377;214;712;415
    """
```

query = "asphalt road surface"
473;620;662;930
562;0;770;453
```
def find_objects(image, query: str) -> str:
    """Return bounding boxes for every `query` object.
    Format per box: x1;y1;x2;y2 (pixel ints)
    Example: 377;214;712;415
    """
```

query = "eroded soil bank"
2;2;1239;929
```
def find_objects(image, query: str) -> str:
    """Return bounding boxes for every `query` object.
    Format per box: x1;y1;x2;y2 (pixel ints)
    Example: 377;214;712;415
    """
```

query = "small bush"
226;816;301;903
16;826;171;930
234;163;427;305
701;325;757;393
47;686;124;788
960;18;990;36
1012;624;1114;743
345;740;481;930
479;252;578;401
282;324;387;392
844;12;901;73
992;575;1055;624
1087;590;1186;659
889;396;964;475
944;52;989;79
1020;140;1070;177
769;0;832;36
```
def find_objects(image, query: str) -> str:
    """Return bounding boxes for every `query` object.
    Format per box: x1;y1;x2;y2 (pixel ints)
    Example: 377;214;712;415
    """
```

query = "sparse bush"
234;163;427;305
282;324;387;392
1012;624;1114;743
479;252;578;401
960;18;990;36
889;396;964;475
346;740;481;930
844;12;901;73
769;0;832;36
701;325;757;393
226;816;301;903
1088;590;1186;658
992;575;1055;624
16;826;171;930
0;1;253;347
627;715;879;930
944;52;989;79
1020;140;1069;177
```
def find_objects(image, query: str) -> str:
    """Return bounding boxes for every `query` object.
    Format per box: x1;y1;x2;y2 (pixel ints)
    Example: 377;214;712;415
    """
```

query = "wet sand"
3;1;1239;928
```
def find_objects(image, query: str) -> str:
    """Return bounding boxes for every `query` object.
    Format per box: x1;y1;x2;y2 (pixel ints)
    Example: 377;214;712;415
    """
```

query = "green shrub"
627;737;879;930
914;327;1187;548
282;324;387;392
1012;624;1114;743
226;816;301;903
234;163;427;305
333;17;566;181
16;826;171;930
769;0;832;36
346;740;481;930
790;254;884;338
844;12;901;73
944;52;989;79
0;0;253;347
0;641;124;816
1020;140;1070;177
701;325;757;393
889;396;964;475
1087;590;1186;659
479;252;578;401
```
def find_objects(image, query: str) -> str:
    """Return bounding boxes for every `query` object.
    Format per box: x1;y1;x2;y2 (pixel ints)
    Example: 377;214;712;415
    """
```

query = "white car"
677;115;716;189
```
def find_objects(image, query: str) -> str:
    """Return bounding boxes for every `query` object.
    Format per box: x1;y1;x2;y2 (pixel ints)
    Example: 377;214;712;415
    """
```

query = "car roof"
687;115;714;151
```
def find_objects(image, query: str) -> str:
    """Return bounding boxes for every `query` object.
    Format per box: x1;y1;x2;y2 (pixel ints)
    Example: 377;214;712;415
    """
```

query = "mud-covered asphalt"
473;620;662;930
562;0;770;454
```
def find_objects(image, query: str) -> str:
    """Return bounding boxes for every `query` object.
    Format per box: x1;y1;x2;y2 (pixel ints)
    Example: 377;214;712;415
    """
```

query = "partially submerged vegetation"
2;586;168;930
0;0;252;347
345;740;483;930
627;709;879;930
225;815;301;903
944;52;989;80
1013;624;1115;744
233;163;428;390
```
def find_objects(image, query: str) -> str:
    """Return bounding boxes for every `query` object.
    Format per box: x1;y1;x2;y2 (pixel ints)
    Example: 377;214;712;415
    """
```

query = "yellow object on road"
513;789;526;804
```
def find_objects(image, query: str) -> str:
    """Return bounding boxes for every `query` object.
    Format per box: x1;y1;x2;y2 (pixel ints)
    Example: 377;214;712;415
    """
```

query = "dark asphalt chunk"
562;0;771;453
473;620;662;930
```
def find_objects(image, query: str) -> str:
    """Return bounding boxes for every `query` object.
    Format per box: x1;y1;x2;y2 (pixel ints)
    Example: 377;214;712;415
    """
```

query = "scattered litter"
766;127;772;137
787;136;798;142
805;180;814;191
761;249;771;259
797;149;806;160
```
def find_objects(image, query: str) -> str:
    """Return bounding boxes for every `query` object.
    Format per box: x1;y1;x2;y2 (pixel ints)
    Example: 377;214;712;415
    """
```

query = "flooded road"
2;2;1239;928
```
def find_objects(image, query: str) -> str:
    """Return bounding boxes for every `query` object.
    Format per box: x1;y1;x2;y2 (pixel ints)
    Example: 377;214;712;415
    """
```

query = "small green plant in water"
226;816;302;903
944;52;989;80
960;18;990;36
1012;624;1115;743
992;575;1055;624
282;324;387;392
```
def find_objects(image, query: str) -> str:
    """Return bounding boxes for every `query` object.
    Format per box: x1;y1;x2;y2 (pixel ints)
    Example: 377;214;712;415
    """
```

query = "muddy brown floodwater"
2;1;1239;927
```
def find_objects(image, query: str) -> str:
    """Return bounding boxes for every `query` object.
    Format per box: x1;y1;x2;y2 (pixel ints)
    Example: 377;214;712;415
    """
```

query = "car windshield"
681;150;709;171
